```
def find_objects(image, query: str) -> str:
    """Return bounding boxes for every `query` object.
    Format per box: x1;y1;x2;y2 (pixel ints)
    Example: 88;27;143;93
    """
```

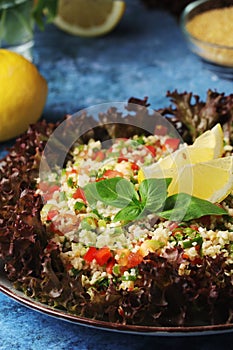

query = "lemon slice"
54;0;126;37
154;145;219;172
140;156;233;203
193;123;224;158
139;124;224;174
138;124;233;203
172;157;233;202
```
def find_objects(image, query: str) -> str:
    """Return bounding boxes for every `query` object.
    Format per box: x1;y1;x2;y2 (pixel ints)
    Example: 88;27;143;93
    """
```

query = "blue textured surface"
35;2;233;120
1;2;233;349
2;293;233;350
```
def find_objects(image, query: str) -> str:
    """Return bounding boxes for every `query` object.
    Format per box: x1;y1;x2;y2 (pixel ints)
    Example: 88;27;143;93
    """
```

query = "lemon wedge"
54;0;126;37
193;123;224;158
139;157;233;203
138;124;233;203
139;124;223;175
181;157;233;202
139;124;224;175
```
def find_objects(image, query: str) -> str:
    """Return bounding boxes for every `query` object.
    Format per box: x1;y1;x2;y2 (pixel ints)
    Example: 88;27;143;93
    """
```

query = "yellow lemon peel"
138;124;233;203
0;49;48;142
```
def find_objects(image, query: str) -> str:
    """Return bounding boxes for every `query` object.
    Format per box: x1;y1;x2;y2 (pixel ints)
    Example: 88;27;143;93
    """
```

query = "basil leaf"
84;177;138;208
159;192;228;222
139;178;172;212
114;203;142;222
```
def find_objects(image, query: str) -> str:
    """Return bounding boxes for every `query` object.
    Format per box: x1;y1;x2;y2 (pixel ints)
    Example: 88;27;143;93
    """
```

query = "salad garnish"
84;177;227;222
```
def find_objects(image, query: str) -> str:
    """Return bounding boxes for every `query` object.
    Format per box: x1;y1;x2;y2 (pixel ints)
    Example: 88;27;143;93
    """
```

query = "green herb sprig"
83;177;228;223
32;0;58;30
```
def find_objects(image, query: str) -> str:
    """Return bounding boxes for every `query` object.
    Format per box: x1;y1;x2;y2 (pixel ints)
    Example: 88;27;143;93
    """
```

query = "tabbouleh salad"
39;133;182;292
38;129;233;307
1;94;233;328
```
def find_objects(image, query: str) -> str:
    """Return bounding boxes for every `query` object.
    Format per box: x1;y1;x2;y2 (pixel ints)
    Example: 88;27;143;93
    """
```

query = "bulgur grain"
186;7;233;46
186;6;233;66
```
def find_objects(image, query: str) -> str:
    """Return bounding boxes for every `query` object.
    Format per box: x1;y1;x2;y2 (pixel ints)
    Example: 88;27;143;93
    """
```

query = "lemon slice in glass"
54;0;126;37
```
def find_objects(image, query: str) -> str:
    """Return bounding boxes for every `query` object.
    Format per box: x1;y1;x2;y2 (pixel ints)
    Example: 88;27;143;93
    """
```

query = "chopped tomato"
146;145;156;157
131;162;139;171
168;222;179;231
182;253;190;260
48;185;60;193
66;169;78;176
66;263;73;271
165;138;180;151
45;241;57;252
154;125;168;136
105;146;113;156
92;150;105;161
47;209;59;221
126;251;143;269
83;246;97;262
195;245;201;252
117;249;143;269
49;222;63;236
73;187;86;202
103;169;124;178
95;247;113;266
41;184;60;201
71;169;78;174
190;224;199;231
118;156;128;163
182;252;202;265
106;257;115;274
118;150;129;163
83;246;113;266
39;182;49;192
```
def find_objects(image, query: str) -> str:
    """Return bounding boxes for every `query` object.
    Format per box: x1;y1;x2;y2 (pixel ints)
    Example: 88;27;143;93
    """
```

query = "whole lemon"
0;50;48;142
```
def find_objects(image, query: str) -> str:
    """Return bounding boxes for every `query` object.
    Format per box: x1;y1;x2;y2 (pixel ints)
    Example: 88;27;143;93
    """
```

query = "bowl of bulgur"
180;0;233;68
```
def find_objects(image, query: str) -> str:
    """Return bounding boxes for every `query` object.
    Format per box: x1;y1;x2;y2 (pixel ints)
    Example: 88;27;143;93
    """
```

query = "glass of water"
0;0;34;61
